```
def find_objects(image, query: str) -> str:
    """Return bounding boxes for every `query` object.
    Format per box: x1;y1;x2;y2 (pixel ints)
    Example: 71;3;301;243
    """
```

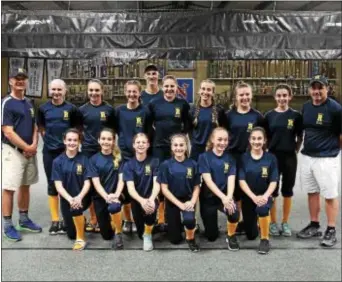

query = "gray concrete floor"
1;141;342;281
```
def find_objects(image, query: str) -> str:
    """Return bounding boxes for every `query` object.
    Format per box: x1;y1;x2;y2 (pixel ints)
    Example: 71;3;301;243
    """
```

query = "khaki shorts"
2;143;39;191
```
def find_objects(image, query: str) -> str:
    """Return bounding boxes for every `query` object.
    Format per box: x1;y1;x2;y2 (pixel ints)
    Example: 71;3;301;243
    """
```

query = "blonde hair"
88;79;104;91
193;79;218;127
170;133;189;158
124;80;142;93
99;128;121;168
132;132;149;145
206;127;229;151
229;81;252;110
162;75;177;85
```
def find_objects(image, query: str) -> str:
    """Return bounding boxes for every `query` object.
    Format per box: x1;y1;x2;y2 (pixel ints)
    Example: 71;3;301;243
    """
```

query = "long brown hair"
248;126;267;151
88;79;104;91
170;133;189;158
274;83;293;96
206;127;229;151
193;79;219;127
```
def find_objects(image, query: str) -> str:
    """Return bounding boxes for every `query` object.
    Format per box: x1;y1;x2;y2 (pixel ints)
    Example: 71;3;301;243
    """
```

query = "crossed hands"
140;198;156;215
253;194;269;207
68;195;83;209
106;193;121;204
23;144;37;159
180;201;195;212
222;196;236;215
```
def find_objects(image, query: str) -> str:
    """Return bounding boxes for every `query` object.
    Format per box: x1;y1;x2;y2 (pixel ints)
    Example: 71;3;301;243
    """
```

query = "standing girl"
124;133;160;251
116;80;152;234
225;81;264;234
79;79;116;232
52;128;91;251
158;134;201;252
88;128;125;249
264;84;303;237
37;79;81;235
189;79;226;161
149;75;190;231
239;127;279;254
198;127;240;250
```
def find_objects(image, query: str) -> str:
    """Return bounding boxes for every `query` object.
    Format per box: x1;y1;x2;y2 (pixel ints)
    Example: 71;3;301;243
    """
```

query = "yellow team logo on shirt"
145;165;151;175
30;108;34;118
261;167;268;178
186;168;193;179
224;163;229;173
100;111;107;121
316;113;323;125
76;164;83;175
175;107;181;118
63;111;69;120
136;116;143;127
287;119;294;129
247;122;253;132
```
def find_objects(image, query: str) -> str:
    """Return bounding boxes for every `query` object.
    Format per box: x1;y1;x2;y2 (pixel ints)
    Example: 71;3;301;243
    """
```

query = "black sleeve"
182;100;191;134
263;113;271;142
36;106;45;128
187;104;195;133
108;107;116;132
295;112;304;138
217;106;228;129
256;112;266;129
70;106;83;129
144;107;154;142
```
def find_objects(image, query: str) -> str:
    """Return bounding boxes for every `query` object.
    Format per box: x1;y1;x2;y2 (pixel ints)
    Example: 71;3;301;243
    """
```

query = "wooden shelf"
61;77;162;81
255;94;310;97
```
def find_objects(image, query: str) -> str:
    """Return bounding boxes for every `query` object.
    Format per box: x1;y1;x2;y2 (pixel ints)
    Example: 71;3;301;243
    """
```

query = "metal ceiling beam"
217;1;231;9
253;1;273;10
138;1;144;10
296;1;327;11
3;1;28;10
53;1;71;10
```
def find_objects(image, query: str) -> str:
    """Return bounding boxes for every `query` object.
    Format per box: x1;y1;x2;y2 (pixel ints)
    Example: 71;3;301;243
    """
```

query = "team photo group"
2;63;341;255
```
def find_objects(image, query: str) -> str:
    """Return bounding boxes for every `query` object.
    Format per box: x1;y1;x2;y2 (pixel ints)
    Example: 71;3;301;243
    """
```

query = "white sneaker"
143;234;153;251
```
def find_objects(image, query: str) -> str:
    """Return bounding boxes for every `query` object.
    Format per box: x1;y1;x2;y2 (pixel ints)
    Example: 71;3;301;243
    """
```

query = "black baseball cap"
309;75;328;87
144;64;158;73
9;68;28;79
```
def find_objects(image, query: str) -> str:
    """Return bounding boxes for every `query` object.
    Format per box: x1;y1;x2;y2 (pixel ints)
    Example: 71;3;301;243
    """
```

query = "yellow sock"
157;201;165;224
110;218;115;231
111;213;123;234
270;198;277;223
227;221;238;236
123;204;133;222
185;228;196;240
282;197;292;223
237;201;243;222
144;224;154;235
48;196;59;222
89;202;97;225
72;215;85;241
259;215;271;240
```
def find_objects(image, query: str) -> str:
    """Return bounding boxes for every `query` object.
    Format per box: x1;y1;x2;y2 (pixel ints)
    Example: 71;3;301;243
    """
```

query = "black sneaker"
58;220;67;235
320;229;337;247
186;239;200;252
297;223;322;239
49;221;59;235
235;221;245;235
113;233;124;250
226;234;240;251
258;239;270;255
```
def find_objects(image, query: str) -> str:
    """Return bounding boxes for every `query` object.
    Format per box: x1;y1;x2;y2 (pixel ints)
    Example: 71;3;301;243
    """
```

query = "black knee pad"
282;192;293;198
182;211;196;230
47;185;58;196
256;206;270;217
70;208;83;217
108;202;122;214
227;208;240;223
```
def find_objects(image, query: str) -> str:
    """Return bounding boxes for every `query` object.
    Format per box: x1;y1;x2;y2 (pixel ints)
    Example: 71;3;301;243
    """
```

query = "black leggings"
60;194;91;240
200;196;240;241
271;151;297;197
92;197;114;240
42;149;64;196
230;152;244;201
241;196;273;240
165;199;196;244
131;199;158;238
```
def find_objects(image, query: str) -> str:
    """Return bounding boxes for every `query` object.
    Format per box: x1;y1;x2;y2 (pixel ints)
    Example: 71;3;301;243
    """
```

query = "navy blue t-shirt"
301;98;342;157
37;100;81;152
123;156;159;198
189;104;226;147
264;108;303;153
115;104;152;160
226;108;264;154
51;152;91;196
157;158;201;200
141;89;163;106
79;102;116;154
239;151;279;195
88;152;123;197
198;150;236;198
1;95;35;146
148;96;190;147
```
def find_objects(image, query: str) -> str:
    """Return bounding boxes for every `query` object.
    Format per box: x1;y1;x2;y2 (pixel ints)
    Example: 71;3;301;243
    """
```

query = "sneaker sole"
16;225;42;233
282;232;292;237
296;231;322;239
57;231;67;235
258;250;269;255
225;238;240;251
4;233;22;242
320;240;337;247
49;231;58;235
269;232;281;236
143;247;154;251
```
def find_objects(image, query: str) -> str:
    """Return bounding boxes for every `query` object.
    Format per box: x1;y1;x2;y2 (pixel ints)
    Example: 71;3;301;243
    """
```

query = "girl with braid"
189;80;226;162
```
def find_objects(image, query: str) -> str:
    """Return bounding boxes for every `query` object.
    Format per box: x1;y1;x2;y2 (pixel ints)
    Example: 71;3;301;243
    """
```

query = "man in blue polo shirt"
2;68;42;241
297;75;342;247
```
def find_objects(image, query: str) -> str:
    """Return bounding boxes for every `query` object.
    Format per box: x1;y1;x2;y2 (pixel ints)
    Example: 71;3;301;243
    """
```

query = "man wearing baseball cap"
141;64;163;105
297;75;342;247
2;68;42;241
